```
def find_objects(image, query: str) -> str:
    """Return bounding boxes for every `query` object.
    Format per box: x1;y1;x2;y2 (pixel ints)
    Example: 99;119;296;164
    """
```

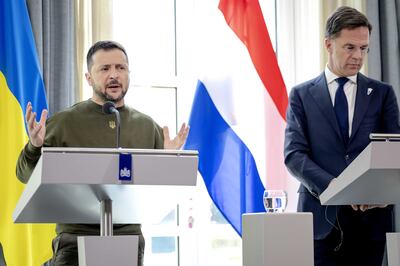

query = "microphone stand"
100;101;121;236
112;109;121;148
102;101;121;148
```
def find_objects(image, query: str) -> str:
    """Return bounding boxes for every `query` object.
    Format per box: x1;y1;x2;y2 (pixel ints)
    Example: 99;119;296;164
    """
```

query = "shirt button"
345;155;350;160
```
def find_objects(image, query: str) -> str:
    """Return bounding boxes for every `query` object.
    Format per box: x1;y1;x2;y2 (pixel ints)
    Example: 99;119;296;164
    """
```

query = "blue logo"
119;153;133;181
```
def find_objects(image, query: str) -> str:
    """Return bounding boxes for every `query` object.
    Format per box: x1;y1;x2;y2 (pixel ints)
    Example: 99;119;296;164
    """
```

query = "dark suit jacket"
284;72;400;240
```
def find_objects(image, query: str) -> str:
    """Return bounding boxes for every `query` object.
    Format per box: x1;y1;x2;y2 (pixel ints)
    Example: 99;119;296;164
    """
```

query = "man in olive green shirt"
16;40;189;266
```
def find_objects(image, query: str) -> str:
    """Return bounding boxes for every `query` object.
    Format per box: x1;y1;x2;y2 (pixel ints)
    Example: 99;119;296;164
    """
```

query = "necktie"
334;77;349;145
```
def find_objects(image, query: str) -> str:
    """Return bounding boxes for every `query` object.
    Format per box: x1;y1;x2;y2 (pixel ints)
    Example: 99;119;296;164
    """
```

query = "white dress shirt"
324;67;357;137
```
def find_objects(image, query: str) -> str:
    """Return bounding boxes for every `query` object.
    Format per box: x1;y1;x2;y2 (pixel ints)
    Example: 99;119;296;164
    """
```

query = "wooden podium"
13;147;198;266
320;141;400;266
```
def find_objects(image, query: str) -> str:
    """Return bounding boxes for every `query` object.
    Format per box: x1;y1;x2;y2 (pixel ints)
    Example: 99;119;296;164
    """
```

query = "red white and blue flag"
184;0;292;235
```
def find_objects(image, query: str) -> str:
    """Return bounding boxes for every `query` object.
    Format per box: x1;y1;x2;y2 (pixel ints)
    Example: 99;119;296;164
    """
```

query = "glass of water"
263;190;287;213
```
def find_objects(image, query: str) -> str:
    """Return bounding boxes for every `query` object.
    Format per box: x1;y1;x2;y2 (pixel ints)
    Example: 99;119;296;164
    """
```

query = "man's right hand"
26;102;48;147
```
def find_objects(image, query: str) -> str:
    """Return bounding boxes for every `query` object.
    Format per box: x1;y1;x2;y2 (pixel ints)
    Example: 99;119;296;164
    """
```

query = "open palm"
25;102;48;147
163;123;190;150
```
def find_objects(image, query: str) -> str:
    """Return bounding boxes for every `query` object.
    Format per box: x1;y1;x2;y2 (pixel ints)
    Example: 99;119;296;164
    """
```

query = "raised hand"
163;123;190;150
25;102;48;147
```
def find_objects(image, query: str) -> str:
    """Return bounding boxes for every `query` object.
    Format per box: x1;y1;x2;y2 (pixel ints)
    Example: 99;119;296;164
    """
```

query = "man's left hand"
351;204;388;211
163;123;190;149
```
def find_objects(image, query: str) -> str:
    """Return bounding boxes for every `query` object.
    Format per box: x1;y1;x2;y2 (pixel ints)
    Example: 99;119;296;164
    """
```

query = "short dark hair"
86;40;128;71
325;6;372;39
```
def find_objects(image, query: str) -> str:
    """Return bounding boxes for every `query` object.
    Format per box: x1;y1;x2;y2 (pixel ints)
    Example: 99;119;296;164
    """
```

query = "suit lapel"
309;73;342;140
350;73;372;140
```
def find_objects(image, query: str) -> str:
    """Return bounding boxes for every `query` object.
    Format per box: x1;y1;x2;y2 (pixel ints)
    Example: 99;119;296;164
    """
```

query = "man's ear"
85;72;93;86
325;38;333;53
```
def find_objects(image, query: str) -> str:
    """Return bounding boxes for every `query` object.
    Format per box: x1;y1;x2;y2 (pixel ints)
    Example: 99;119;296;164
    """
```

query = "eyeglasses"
343;44;370;55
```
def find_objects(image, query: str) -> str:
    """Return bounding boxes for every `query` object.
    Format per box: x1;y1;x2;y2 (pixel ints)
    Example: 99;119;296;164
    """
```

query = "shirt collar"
324;65;357;85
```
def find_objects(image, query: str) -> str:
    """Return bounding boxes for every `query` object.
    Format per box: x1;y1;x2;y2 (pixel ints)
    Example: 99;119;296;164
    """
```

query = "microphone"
102;101;121;148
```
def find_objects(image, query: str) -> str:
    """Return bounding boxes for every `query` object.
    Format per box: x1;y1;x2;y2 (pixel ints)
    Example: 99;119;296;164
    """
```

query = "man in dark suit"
284;6;400;266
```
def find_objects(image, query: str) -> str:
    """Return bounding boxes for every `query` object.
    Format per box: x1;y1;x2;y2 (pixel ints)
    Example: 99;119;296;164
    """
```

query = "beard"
93;81;127;103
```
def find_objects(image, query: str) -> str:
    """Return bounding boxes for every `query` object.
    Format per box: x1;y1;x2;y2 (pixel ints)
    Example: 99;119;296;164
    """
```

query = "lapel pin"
367;88;373;96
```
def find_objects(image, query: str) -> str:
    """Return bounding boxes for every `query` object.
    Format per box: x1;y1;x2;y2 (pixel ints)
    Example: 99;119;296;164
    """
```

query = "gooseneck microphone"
102;101;121;148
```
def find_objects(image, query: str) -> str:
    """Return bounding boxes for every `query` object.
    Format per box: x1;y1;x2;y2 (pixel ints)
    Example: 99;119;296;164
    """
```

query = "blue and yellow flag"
0;0;55;265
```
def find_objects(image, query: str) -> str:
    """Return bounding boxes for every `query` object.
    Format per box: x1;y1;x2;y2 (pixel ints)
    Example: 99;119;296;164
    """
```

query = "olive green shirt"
16;99;164;235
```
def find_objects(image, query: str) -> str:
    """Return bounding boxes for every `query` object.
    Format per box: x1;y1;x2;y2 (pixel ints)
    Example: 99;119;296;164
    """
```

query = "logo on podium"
120;167;131;178
119;153;133;181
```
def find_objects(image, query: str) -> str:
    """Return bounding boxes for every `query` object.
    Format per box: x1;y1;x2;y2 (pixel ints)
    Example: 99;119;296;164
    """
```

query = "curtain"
75;0;113;100
366;0;400;104
276;0;322;89
27;0;114;111
25;1;77;265
367;0;400;247
27;0;78;114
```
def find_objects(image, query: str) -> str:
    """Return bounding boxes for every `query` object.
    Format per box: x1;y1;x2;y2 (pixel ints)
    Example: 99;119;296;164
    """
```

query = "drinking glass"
263;190;287;213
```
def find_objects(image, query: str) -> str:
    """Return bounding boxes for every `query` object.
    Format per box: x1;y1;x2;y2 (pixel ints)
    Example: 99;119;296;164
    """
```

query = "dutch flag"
184;0;293;235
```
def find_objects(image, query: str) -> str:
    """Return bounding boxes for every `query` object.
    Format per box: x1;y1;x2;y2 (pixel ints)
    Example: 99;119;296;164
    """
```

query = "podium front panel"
320;142;400;205
13;148;198;223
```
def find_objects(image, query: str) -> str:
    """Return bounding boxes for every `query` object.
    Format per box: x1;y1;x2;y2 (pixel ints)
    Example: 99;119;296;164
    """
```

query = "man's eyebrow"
99;63;127;67
343;43;369;47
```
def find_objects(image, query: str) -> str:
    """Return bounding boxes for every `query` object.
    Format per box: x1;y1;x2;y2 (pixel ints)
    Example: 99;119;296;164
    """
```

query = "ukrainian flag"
0;0;55;265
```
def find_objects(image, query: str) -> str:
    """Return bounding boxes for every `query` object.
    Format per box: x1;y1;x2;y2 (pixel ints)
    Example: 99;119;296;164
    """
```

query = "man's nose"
352;47;365;59
109;67;119;78
353;50;362;59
